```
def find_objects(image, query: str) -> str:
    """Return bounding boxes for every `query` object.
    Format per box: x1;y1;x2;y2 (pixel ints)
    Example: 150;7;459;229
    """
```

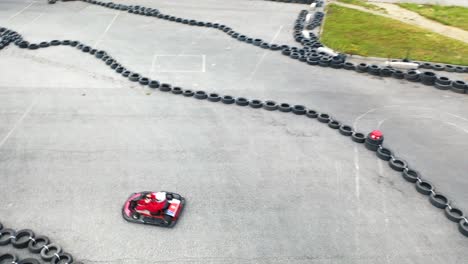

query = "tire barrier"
35;0;466;95
0;254;41;264
0;223;79;263
368;134;468;238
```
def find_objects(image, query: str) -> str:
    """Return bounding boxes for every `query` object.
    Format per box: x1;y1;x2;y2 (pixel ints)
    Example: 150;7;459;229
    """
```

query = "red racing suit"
135;194;168;214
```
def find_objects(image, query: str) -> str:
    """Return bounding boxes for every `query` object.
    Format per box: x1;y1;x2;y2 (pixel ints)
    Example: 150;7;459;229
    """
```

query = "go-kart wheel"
131;212;141;220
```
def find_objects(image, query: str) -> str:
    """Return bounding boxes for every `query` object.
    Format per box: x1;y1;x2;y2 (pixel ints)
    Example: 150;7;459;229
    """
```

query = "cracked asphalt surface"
1;0;468;263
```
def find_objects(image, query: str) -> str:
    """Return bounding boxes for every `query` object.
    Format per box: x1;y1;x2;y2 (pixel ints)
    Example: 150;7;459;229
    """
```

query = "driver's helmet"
144;194;152;202
155;192;166;202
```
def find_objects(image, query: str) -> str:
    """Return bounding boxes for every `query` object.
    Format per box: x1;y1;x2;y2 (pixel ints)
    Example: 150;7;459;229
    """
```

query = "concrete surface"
0;0;468;263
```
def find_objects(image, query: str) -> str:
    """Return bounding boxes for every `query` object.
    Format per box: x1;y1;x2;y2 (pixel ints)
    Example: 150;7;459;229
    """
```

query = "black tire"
292;105;306;115
317;113;330;123
95;50;105;58
160;83;172;92
122;71;131;77
278;103;292;112
18;258;41;264
51;252;73;264
402;169;420;183
445;207;464;223
343;62;355;70
338;125;353;136
50;40;61;46
149;80;160;88
376;147;392;161
429;193;449;209
116;66;125;73
368;65;381;76
183;90;194;97
235;97;249;106
11;229;34;248
28;235;50;253
435;76;451;85
450;86;465;94
40;244;62;261
128;73;140;82
445;65;455;72
249;99;263;108
221;95;235;104
208;93;221;102
131;212;141;220
0;228;16;245
263;100;278;111
459;219;468;237
392;70;404;79
138;77;149;85
389;159;407;172
452;80;467;89
0;253;17;263
420;71;436;85
39;42;50;48
351;132;365;143
380;68;393;77
415;180;433;195
432;64;444;71
435;82;451;90
306;110;318;118
27;43;40;49
172;87;183;94
194;91;207;99
404;70;420;82
356;63;368;73
328;120;340;129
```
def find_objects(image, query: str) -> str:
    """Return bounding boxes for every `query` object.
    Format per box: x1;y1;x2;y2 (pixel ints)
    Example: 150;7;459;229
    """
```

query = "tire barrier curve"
0;24;467;238
0;224;82;264
42;0;468;94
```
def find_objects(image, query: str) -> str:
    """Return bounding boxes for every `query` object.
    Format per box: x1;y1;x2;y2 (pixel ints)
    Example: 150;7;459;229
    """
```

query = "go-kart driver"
135;192;168;215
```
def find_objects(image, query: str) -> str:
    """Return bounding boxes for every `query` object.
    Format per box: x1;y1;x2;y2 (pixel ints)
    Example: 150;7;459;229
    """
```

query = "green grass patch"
336;0;386;12
321;4;468;65
398;3;468;31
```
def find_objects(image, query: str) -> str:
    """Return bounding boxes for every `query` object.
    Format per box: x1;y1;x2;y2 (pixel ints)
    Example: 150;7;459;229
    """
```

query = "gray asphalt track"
0;0;468;263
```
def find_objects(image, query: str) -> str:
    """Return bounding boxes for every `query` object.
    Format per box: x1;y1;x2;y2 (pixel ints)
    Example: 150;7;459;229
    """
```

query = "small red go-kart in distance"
122;191;185;228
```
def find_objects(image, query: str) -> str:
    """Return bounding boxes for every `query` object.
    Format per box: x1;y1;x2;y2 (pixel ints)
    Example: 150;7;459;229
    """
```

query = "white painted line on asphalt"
247;25;283;81
0;99;36;149
149;53;158;76
202;54;206;73
7;1;35;21
93;11;120;48
353;146;361;199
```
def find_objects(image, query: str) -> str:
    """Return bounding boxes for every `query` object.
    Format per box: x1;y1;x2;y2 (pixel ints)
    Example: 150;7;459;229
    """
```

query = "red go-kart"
122;191;185;227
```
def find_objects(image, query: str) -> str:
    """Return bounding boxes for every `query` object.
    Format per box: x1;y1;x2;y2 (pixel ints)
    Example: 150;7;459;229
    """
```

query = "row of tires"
0;253;40;264
292;9;468;93
51;0;466;93
294;7;467;74
417;61;467;73
0;223;81;263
